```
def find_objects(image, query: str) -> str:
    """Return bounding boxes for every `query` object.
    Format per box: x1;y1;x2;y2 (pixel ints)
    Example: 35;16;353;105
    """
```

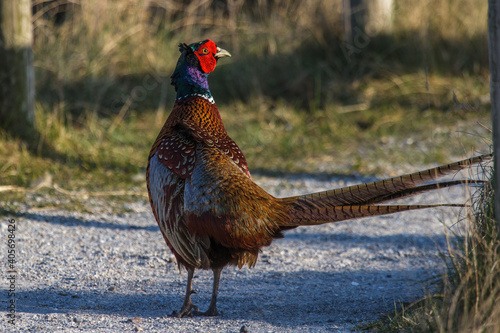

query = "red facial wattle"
194;40;218;73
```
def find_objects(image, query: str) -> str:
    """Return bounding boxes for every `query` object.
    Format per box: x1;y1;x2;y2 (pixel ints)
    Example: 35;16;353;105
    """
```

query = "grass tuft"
366;163;500;332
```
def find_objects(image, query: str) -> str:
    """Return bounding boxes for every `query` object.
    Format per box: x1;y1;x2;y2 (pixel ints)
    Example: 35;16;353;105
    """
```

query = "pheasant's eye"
200;48;209;55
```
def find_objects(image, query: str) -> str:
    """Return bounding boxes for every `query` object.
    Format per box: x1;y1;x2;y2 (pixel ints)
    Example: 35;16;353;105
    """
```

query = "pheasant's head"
180;39;231;74
171;39;231;94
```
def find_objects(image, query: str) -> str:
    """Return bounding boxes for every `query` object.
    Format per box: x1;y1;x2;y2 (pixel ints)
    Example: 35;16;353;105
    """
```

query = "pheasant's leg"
175;268;198;317
199;268;222;316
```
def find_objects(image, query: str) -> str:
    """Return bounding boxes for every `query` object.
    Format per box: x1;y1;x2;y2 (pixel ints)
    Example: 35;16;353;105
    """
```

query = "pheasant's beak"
215;47;231;59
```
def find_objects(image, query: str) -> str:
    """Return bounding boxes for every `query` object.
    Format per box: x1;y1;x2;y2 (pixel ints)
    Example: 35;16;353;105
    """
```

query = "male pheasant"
146;39;490;317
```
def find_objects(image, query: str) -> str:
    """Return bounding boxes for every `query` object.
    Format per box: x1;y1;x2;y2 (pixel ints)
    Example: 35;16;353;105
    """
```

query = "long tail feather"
286;203;464;226
287;154;491;208
359;179;486;204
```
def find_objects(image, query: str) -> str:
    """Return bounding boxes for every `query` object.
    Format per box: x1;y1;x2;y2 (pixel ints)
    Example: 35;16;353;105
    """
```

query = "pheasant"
146;39;491;317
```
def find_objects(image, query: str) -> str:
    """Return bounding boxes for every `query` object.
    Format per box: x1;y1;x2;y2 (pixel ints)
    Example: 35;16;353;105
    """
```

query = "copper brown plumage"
146;39;490;317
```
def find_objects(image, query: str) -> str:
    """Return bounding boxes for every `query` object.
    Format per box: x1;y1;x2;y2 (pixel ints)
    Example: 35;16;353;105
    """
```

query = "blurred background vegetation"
0;0;492;193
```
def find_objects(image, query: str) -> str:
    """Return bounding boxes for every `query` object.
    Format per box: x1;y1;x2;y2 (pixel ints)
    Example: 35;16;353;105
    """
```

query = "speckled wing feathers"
180;118;251;178
155;131;197;179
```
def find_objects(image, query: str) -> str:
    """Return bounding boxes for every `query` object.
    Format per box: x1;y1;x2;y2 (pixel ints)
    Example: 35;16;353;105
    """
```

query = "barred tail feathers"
285;154;491;208
280;154;491;227
285;203;464;227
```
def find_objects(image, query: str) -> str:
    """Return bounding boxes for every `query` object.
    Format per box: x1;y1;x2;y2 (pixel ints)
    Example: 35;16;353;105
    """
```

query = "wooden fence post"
0;0;35;138
488;0;500;235
344;0;393;44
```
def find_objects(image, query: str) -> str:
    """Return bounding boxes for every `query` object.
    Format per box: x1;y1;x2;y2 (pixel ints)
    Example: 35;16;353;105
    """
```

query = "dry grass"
429;168;500;332
365;164;500;332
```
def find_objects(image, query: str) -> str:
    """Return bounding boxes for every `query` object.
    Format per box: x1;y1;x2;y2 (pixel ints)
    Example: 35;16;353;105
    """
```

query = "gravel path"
1;173;475;332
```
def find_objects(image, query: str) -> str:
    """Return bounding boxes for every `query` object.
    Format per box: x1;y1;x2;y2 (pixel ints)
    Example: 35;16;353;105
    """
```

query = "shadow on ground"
9;264;433;324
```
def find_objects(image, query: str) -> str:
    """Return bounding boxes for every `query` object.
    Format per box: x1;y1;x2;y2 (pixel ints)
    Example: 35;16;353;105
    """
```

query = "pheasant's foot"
172;301;199;318
194;305;220;317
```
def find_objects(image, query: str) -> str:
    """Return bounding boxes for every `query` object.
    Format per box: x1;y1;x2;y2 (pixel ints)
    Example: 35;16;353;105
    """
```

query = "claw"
173;302;199;318
193;302;220;317
197;307;220;317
